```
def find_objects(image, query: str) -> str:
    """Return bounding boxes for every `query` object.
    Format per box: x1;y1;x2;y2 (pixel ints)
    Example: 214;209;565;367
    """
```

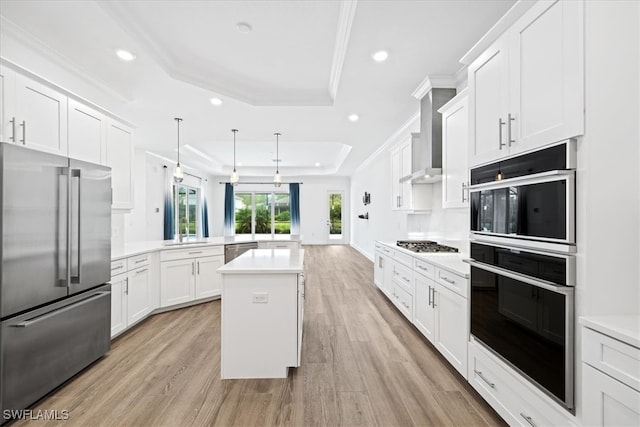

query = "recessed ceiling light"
315;162;321;167
236;22;252;33
115;49;136;61
210;97;223;106
348;114;359;122
372;50;389;62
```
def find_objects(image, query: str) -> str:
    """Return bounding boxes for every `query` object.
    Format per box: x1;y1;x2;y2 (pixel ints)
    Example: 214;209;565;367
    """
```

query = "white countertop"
579;315;640;348
378;241;470;278
111;235;301;261
218;249;305;274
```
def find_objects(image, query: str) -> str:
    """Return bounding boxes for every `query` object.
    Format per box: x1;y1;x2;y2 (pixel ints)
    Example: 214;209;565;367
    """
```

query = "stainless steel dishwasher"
224;242;258;263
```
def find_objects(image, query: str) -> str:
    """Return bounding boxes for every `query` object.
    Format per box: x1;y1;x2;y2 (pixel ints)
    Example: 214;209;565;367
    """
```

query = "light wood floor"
16;245;505;427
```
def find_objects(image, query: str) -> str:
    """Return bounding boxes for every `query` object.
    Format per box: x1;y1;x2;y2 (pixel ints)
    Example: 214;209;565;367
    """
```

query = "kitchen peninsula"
218;249;305;379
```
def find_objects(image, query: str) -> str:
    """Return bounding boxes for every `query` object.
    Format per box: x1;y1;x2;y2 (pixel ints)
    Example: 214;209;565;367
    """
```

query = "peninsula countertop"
111;235;301;261
218;249;305;274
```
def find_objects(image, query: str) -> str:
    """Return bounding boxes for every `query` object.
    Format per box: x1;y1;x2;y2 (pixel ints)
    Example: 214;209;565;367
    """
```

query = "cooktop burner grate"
396;240;459;253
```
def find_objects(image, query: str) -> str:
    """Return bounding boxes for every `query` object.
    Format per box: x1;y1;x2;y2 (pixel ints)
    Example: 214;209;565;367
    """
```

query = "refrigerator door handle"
70;169;81;284
11;291;110;328
58;167;70;287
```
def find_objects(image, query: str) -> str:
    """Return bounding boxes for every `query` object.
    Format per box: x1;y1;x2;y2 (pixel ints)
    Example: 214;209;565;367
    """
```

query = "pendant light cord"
232;129;238;172
175;117;183;165
275;132;281;173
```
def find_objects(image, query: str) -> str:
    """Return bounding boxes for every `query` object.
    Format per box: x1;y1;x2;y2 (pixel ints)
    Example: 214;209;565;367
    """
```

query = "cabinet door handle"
125;278;129;295
508;113;515;146
474;370;495;388
461;182;467;203
9;117;16;142
432;289;437;308
428;285;432;307
197;261;200;275
498;118;506;149
520;413;537;427
20;120;26;144
192;262;195;276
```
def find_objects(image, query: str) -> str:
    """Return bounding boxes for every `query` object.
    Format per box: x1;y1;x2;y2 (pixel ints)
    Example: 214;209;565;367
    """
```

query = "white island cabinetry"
219;249;305;379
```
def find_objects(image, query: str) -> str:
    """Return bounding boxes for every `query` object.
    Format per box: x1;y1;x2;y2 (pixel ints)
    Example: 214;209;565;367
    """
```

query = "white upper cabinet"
68;98;106;165
13;72;68;156
106;119;134;210
0;66;16;144
440;89;469;209
508;0;584;155
468;0;584;167
390;135;432;211
468;38;510;166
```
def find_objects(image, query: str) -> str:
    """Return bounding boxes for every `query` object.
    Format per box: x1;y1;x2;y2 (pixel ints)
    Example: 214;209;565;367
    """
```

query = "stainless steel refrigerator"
0;142;112;419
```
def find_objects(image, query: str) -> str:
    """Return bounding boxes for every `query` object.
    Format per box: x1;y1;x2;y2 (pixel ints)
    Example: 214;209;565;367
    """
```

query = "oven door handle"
468;169;574;192
467;259;573;295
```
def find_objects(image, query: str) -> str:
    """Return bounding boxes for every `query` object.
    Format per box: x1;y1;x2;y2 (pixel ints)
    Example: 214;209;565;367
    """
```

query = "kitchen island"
218;249;305;379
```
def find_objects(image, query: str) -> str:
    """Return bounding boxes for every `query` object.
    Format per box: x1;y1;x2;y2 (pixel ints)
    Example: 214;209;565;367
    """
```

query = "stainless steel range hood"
400;86;456;184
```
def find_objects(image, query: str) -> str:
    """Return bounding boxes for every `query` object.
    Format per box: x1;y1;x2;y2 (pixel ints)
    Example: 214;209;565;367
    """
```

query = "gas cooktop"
396;240;459;253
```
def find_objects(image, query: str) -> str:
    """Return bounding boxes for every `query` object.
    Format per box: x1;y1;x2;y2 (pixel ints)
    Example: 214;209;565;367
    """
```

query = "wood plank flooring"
15;245;505;426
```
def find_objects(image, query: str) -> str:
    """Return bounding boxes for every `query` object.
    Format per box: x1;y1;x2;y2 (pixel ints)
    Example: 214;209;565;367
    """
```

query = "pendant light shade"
273;132;282;187
230;129;239;186
173;117;184;182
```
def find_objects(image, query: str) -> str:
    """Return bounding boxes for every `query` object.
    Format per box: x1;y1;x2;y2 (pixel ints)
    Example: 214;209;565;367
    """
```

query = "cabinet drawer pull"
508;113;516;146
189;251;203;254
474;370;495;388
440;275;455;284
520;413;536;427
135;268;148;274
111;265;123;271
498;118;506;149
402;276;410;283
9;117;16;142
134;258;147;264
417;265;429;272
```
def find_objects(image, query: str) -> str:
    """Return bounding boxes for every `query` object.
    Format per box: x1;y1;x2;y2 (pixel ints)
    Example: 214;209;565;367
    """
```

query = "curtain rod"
218;181;303;185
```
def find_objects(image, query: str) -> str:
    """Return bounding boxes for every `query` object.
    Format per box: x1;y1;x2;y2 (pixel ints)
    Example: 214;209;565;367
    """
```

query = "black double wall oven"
468;141;576;412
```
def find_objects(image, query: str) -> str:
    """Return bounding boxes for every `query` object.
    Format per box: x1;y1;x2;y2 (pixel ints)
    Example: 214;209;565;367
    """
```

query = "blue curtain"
290;183;300;235
224;183;234;235
201;185;209;238
163;166;174;240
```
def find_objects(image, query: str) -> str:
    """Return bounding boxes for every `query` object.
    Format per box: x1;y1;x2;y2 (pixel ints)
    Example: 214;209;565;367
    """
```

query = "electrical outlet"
252;292;268;304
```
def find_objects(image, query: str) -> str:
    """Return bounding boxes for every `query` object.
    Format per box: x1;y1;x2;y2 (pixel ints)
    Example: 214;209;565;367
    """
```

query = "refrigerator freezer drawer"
0;285;111;417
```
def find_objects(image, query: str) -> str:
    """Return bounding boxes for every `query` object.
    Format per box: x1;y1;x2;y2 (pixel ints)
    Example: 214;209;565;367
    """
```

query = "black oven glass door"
470;261;573;407
471;179;568;241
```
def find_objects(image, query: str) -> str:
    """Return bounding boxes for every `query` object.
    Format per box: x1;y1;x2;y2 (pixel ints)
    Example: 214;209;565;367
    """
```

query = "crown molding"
354;110;419;174
411;75;457;100
0;16;132;104
328;0;358;102
459;0;536;65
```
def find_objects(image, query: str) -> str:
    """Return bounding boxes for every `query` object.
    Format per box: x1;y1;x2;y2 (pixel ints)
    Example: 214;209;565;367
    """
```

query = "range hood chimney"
400;77;456;184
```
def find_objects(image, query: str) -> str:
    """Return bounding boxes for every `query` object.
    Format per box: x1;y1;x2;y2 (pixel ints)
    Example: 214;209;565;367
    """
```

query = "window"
174;184;200;238
234;192;290;236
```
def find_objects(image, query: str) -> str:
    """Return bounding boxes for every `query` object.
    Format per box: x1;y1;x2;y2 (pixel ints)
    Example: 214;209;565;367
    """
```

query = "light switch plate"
252;292;268;303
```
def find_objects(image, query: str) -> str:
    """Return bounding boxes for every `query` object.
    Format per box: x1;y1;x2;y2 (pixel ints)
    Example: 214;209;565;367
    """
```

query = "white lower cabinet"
468;339;576;427
374;242;469;380
414;268;468;378
110;253;156;338
258;241;300;249
160;246;224;308
581;325;640;426
110;272;127;337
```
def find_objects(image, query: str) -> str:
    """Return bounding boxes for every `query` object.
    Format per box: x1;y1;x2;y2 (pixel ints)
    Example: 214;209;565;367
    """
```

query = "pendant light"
173;117;184;182
230;129;239;186
273;132;282;187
